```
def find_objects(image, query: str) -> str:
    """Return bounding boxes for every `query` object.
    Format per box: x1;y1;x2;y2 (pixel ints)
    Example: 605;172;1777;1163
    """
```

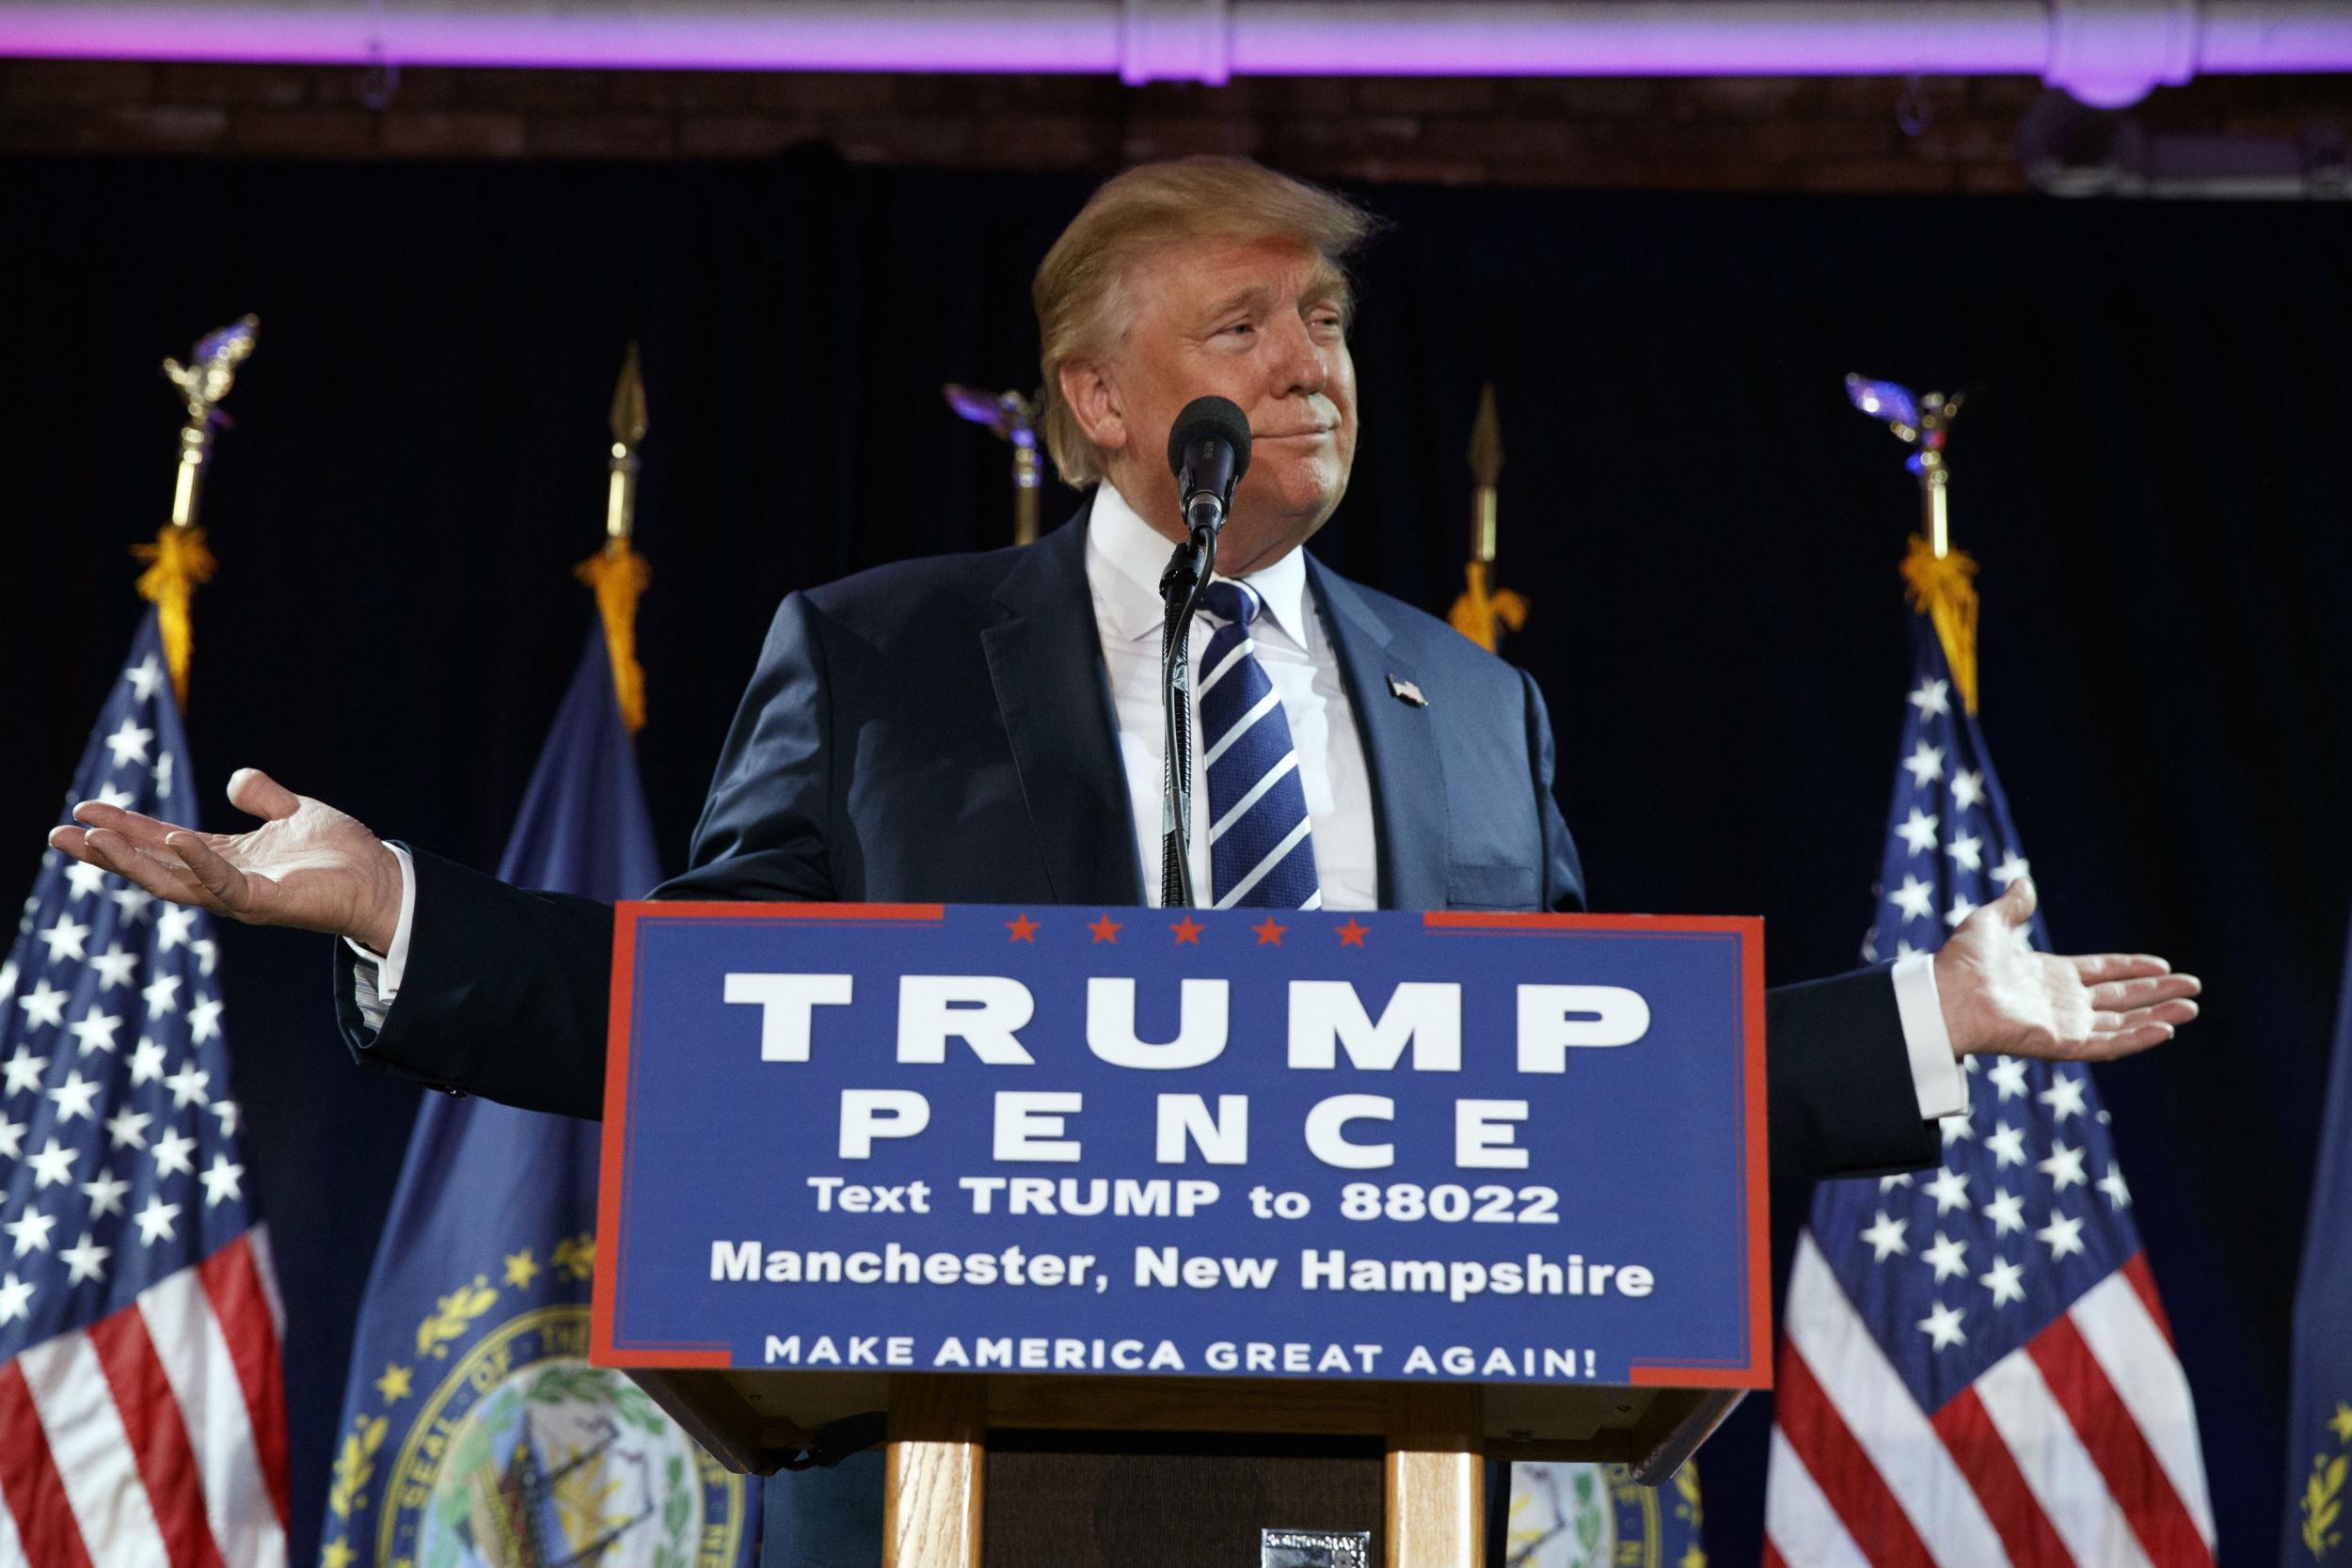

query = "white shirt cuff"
344;842;417;1006
1892;950;1967;1121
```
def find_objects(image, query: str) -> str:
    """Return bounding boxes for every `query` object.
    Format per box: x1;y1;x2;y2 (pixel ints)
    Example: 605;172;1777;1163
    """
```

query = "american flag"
0;611;289;1568
1763;607;2214;1566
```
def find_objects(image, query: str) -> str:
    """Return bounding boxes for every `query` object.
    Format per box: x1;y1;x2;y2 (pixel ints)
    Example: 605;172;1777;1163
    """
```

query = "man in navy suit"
55;155;2199;1565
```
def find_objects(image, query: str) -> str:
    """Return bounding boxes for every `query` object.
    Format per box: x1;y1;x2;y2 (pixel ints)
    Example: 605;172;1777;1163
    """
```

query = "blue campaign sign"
591;904;1769;1394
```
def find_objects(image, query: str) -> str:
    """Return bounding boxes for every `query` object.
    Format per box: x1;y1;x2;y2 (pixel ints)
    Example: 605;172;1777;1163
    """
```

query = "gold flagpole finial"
1448;383;1528;653
1846;373;1980;713
945;385;1043;546
579;341;652;732
137;314;256;709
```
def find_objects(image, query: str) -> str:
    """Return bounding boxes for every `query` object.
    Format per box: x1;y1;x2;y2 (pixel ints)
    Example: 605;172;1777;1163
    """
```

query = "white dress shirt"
353;483;1963;1119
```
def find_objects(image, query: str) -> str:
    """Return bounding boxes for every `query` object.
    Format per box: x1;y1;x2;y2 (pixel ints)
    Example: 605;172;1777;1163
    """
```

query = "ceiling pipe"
3;0;2348;108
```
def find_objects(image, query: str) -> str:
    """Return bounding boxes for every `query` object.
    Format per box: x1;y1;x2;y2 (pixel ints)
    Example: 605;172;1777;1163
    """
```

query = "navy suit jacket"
340;507;1937;1181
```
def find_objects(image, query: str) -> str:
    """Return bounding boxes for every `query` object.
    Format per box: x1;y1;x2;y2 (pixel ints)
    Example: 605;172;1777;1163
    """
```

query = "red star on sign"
1252;916;1287;946
1335;918;1369;947
1006;912;1039;942
1168;915;1205;945
1088;913;1122;944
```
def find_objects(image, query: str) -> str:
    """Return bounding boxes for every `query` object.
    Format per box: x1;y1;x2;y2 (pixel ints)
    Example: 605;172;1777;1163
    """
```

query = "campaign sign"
591;904;1768;1391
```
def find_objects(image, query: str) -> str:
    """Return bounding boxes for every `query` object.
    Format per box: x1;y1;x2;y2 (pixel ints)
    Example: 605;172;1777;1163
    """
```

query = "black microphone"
1167;395;1252;542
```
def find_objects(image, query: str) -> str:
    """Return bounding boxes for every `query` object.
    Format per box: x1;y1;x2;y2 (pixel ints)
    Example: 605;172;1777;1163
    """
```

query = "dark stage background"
5;150;2348;1566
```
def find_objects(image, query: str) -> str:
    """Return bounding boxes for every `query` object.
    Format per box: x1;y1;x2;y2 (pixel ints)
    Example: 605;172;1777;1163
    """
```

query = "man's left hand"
1935;878;2201;1063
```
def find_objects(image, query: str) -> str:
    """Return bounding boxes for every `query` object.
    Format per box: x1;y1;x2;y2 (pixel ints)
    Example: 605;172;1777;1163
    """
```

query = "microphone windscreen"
1167;395;1253;483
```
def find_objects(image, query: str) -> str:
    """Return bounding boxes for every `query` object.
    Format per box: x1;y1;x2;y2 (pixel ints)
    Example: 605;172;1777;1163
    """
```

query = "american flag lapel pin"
1387;673;1428;707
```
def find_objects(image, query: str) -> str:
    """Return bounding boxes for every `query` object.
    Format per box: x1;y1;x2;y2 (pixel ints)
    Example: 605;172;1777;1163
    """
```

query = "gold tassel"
576;540;651;733
132;524;217;709
1448;560;1530;654
1899;532;1980;715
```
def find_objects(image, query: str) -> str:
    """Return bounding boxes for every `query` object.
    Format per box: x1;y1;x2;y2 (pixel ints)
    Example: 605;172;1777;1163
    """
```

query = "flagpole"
1846;372;1979;712
1447;383;1527;654
943;384;1042;546
578;342;652;732
138;315;257;708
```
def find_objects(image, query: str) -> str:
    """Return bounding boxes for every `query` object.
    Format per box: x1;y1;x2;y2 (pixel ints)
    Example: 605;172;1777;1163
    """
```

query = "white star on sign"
111;884;154;924
1946;895;1979;927
140;974;181;1018
1923;1229;1971;1282
1909;677;1952;719
1979;1256;2026;1307
103;718;154;769
1986;1057;2029;1101
1984;1122;2028;1168
1946;833;1983;872
1901;742;1947;786
2098;1164;2132;1209
1861;1209;1910;1260
104;1106;151;1150
48;1070;100;1123
2037;1209;2088;1261
37;914;89;964
151;1127;198;1177
166;1065;210;1109
68;1006;122;1055
157;905;197;954
1991;852;2030;888
17;978;67;1029
1897;808;1940;854
1923;1167;1973;1214
1916;1300;1967;1350
63;859;109;902
125;655;163;702
59;1231;110;1285
1952;768;1986;809
199;1152;244;1208
0;1272;31;1324
2;1046;46;1097
2038;1073;2088;1123
132;1196;182;1244
5;1206;56;1257
1891;875;1936;923
188;996;222;1043
89;942;138;990
129;1038;167;1085
82;1168;130;1219
2039;1139;2089;1191
1984;1188;2027;1236
26;1137;78;1189
0;1115;22;1160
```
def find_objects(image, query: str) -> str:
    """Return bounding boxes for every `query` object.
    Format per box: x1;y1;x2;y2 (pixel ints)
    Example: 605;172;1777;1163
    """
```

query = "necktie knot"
1200;579;1260;630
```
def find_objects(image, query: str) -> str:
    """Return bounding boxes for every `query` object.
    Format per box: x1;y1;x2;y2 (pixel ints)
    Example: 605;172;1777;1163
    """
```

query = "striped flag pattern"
1763;611;2213;1566
0;611;290;1568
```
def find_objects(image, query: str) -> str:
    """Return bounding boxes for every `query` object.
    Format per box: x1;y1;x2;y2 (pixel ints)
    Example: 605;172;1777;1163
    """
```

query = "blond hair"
1032;156;1374;487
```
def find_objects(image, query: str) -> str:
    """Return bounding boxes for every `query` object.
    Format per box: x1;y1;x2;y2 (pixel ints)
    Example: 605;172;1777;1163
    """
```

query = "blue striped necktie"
1196;580;1322;910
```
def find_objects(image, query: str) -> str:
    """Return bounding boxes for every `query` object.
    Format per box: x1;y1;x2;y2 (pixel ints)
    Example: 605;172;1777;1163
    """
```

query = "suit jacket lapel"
982;509;1147;907
1308;558;1449;912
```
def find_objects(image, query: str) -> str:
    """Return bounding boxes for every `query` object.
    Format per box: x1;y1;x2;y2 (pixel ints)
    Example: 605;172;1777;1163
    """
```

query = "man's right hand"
49;767;405;954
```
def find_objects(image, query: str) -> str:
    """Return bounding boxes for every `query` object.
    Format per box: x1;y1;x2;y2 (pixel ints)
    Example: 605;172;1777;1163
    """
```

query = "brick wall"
2;56;2345;191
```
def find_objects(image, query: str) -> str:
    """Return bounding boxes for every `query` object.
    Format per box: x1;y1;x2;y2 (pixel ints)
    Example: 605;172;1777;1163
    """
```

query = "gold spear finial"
945;384;1043;546
1448;383;1528;654
135;314;256;708
579;342;652;731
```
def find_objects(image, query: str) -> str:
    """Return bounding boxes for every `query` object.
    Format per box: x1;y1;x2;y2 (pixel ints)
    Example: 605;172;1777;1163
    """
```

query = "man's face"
1068;232;1359;577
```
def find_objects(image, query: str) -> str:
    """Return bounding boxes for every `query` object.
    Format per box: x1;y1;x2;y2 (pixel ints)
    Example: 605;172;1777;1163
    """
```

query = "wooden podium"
593;901;1771;1566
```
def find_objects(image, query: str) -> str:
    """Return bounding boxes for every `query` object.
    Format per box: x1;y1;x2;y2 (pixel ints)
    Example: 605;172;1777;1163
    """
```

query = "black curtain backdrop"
5;150;2347;1567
